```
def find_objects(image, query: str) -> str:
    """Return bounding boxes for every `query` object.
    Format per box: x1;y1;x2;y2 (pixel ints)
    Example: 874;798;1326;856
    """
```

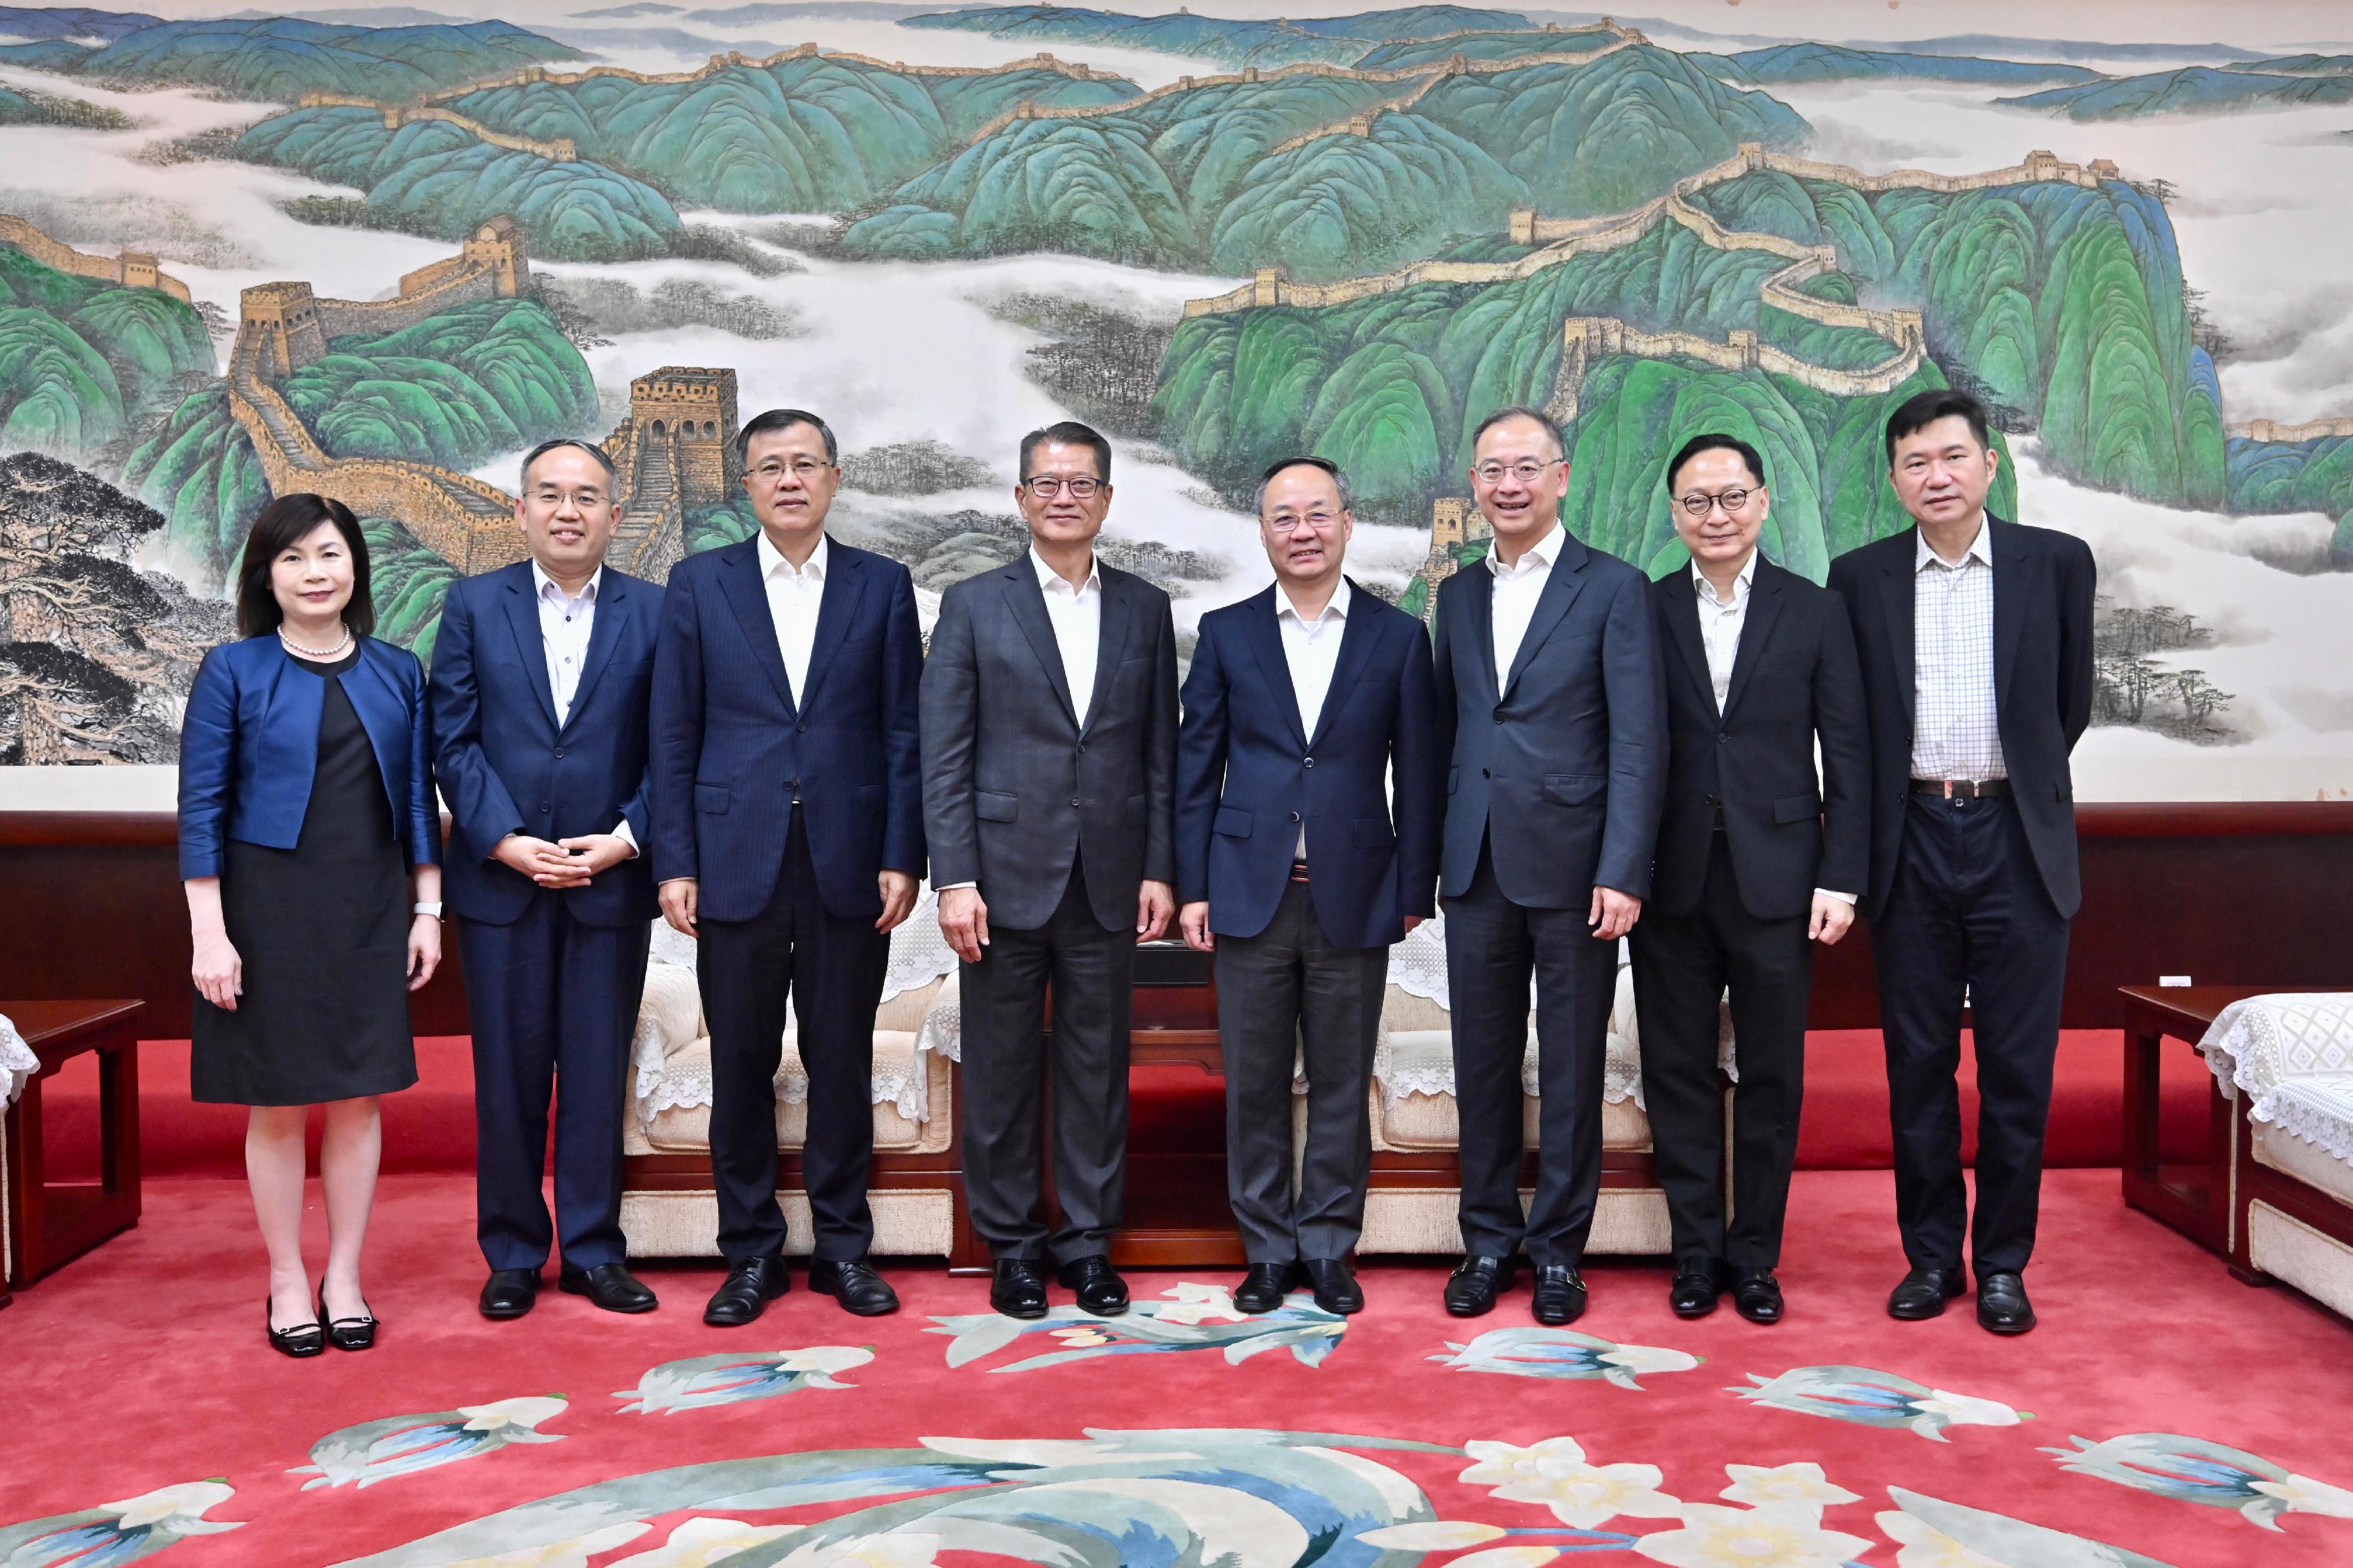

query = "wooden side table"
2119;985;2282;1255
2;999;145;1287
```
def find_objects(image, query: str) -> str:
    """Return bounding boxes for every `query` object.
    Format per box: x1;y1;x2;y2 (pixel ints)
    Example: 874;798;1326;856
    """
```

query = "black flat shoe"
1057;1255;1130;1316
1887;1265;1968;1320
991;1259;1048;1319
1301;1258;1362;1315
1732;1267;1784;1325
703;1255;788;1327
560;1262;658;1314
1976;1270;2037;1335
479;1268;540;1319
809;1257;899;1316
1670;1260;1725;1318
1233;1262;1293;1315
1531;1264;1588;1326
318;1285;376;1351
266;1297;324;1359
1444;1255;1515;1316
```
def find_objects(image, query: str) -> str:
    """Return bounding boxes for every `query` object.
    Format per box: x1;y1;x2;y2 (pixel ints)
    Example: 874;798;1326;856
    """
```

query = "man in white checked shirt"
1828;390;2097;1337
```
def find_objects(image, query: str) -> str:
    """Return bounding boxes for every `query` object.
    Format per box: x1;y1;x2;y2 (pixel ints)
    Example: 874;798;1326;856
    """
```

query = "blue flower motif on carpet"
926;1281;1345;1372
1879;1485;2182;1567
0;1482;243;1566
288;1395;568;1490
614;1346;874;1414
1728;1365;2027;1441
1431;1327;1701;1389
2044;1432;2353;1530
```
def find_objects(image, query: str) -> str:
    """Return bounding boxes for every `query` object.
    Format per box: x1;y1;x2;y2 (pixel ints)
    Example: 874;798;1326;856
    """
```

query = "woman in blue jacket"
179;494;443;1357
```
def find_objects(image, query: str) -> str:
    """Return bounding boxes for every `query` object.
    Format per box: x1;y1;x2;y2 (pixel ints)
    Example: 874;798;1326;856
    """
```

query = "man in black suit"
651;408;926;1325
1175;456;1442;1316
1630;433;1870;1325
1827;388;2095;1335
922;420;1179;1320
431;438;664;1320
1433;405;1668;1326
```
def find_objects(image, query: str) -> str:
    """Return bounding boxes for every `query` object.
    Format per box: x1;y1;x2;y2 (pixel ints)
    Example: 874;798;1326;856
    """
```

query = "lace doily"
2267;1079;2353;1168
0;1013;34;1106
1387;914;1450;1006
2201;992;2353;1162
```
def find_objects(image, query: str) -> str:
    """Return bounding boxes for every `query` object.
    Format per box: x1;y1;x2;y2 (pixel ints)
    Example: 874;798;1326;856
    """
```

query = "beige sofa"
2205;994;2353;1316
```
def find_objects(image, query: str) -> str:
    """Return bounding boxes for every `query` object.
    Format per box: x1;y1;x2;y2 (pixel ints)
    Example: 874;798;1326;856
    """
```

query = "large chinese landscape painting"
0;0;2348;801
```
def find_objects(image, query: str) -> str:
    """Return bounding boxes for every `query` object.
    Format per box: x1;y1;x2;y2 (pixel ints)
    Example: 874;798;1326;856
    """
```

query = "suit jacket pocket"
1447;765;1461;795
694;783;731;815
855;784;885;815
1542;773;1604;806
1352;816;1396;848
1214;806;1253;837
1772;790;1821;825
975;790;1018;822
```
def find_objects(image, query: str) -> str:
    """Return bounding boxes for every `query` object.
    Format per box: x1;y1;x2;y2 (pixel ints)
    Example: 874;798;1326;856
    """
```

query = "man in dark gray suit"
1432;405;1668;1326
922;419;1179;1320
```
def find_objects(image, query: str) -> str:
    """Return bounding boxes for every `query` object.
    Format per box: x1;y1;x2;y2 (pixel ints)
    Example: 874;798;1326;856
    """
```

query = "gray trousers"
1214;880;1388;1263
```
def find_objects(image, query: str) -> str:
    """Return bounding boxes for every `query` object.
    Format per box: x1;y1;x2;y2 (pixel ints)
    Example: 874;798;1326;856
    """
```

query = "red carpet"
4;1169;2347;1568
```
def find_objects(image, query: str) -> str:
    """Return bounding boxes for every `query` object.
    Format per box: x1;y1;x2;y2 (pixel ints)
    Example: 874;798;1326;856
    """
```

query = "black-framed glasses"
1677;488;1755;517
1024;475;1102;500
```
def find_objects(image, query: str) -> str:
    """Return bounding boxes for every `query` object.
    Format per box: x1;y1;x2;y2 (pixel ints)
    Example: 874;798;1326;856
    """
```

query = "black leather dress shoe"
560;1262;658;1314
1669;1260;1724;1317
479;1269;541;1319
1058;1255;1131;1316
1975;1270;2036;1335
318;1284;377;1351
1732;1267;1784;1324
810;1257;900;1316
1531;1264;1588;1326
1887;1265;1968;1320
1302;1258;1363;1315
266;1299;324;1358
991;1259;1048;1319
702;1255;789;1326
1444;1255;1515;1316
1234;1262;1293;1314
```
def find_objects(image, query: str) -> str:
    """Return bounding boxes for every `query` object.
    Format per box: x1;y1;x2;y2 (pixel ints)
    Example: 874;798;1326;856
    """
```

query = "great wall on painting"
0;214;193;303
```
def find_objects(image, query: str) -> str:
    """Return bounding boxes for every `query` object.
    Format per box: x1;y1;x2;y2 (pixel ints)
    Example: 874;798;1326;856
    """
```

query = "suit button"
539;802;550;814
553;749;565;759
1718;732;1730;744
795;722;806;733
1071;796;1081;807
1289;811;1301;822
1493;708;1504;723
1482;768;1491;779
1303;756;1314;768
1705;794;1719;806
1078;743;1088;754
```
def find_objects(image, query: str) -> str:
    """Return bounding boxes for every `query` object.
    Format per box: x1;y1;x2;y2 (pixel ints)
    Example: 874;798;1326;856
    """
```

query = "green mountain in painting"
899;6;1536;68
65;18;582;102
1999;66;2353;119
0;81;128;128
362;515;459;659
125;298;594;589
0;7;159;42
0;241;213;463
2227;435;2353;565
2222;54;2353;76
1689;44;2097;86
236;108;681;262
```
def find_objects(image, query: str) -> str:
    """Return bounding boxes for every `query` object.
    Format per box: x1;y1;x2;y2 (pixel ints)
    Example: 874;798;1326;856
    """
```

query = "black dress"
191;644;418;1105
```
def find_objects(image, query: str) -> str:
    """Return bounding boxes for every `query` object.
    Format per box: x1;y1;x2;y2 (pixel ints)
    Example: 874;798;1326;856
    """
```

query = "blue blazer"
650;535;925;923
1176;581;1442;948
429;562;662;929
178;633;439;880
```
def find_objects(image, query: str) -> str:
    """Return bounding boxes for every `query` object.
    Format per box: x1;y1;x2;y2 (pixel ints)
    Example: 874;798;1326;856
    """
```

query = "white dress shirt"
756;529;828;706
1911;523;2005;781
526;561;634;854
1277;575;1351;858
1032;545;1102;729
1488;521;1565;694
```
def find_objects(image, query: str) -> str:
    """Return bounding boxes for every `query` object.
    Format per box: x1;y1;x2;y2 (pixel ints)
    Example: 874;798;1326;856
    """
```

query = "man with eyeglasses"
650;408;926;1325
923;419;1179;1320
431;438;666;1321
1629;433;1869;1325
1175;456;1441;1315
1432;405;1666;1325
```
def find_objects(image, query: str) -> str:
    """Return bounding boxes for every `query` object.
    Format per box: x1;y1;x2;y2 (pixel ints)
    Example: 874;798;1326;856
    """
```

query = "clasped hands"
495;832;632;888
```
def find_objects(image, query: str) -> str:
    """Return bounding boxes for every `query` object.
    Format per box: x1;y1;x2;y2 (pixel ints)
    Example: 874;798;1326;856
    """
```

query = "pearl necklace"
279;622;353;660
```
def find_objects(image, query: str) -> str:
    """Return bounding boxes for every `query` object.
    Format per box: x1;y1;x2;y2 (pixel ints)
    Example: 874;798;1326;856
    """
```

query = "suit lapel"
795;541;867;716
1502;535;1586;697
1660;570;1715;716
1463;563;1500;700
716;538;796;716
1001;563;1078;729
1081;568;1135;738
1720;562;1785;721
1988;515;2023;718
1308;582;1379;750
1238;586;1306;749
1879;533;1918;725
501;566;561;733
561;571;627;733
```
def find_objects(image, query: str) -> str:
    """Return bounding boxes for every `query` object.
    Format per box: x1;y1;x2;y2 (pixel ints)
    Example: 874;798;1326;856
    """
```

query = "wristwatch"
413;901;443;918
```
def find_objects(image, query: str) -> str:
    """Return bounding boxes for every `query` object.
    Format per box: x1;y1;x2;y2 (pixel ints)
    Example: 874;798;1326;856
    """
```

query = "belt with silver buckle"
1911;778;2011;799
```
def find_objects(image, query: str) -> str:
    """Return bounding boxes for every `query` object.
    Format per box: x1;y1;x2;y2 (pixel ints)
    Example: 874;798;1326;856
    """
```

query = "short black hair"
1469;404;1565;461
1255;454;1352;515
519;436;618;492
736;407;837;465
1665;432;1767;492
1884;388;1991;465
1020;419;1112;484
235;493;374;640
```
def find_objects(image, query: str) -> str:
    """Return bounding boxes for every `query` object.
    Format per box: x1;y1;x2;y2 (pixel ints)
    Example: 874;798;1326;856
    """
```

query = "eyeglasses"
1023;476;1103;500
1267;511;1338;535
531;488;607;508
1677;488;1756;516
1473;459;1562;485
750;458;830;482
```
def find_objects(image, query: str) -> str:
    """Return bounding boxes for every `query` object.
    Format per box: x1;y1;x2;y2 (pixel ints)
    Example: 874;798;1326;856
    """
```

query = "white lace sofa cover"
2202;993;2353;1207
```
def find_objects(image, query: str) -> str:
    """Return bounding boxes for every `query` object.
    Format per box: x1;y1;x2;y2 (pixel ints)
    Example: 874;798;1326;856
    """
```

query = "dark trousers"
1445;840;1618;1266
1874;795;2071;1276
958;854;1135;1263
1629;832;1810;1269
1214;879;1388;1264
698;812;889;1262
456;895;650;1272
